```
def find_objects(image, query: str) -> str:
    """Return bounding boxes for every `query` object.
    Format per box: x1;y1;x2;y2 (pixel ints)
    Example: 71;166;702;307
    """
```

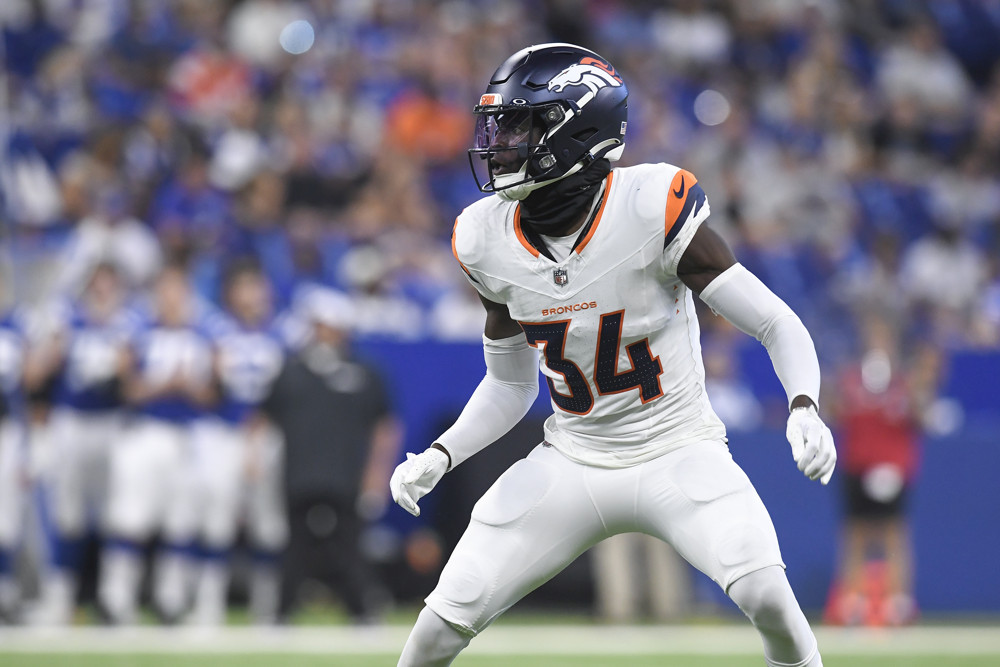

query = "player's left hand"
786;405;837;484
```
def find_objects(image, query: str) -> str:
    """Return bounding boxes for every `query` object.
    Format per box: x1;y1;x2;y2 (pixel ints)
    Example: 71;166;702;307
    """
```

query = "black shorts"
844;473;909;519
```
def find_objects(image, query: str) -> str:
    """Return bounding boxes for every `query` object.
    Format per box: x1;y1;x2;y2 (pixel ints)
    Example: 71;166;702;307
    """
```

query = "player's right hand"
389;447;449;517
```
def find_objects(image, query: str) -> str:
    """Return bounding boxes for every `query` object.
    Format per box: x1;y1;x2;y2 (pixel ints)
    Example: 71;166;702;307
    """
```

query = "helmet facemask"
468;103;571;201
469;44;629;202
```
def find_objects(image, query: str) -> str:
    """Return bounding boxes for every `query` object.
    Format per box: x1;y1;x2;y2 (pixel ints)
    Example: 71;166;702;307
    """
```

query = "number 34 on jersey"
521;310;663;415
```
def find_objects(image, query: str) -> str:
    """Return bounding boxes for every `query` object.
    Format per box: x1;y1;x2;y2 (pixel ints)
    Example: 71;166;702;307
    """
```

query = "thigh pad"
470;457;554;528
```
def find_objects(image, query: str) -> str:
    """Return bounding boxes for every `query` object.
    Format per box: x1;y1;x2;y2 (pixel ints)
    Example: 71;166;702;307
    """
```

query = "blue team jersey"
0;310;25;420
212;315;285;425
130;304;217;424
53;301;139;412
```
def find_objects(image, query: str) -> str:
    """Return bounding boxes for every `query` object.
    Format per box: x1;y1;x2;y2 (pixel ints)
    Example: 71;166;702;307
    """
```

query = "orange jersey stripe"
574;171;615;255
451;216;474;276
664;169;697;237
513;206;541;258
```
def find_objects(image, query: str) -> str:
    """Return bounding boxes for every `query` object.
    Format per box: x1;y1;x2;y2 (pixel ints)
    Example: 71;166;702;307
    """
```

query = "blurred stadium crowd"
3;0;1000;349
0;0;999;625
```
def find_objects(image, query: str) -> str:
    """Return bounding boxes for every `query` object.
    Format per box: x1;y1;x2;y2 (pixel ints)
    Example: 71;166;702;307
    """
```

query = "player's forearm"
435;375;538;468
122;373;212;406
180;373;218;407
699;263;820;409
435;333;539;469
21;336;64;393
121;374;165;404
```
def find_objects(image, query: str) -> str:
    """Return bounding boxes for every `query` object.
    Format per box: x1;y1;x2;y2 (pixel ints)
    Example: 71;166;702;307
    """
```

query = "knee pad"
730;567;819;666
730;566;797;628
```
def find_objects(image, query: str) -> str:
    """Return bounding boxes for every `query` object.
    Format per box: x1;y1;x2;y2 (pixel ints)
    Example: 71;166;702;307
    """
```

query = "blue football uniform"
52;302;138;413
129;307;216;422
0;310;27;559
0;311;24;420
212;316;285;425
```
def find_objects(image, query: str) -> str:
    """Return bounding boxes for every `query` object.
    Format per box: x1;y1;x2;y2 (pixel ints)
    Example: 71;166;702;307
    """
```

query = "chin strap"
495;160;584;202
518;159;611;234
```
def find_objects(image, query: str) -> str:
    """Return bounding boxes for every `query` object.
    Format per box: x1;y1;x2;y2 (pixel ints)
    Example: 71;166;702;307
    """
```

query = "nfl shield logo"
553;267;569;286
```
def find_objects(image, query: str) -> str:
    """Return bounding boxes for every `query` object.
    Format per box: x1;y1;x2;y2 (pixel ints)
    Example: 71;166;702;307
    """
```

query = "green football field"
2;619;999;667
0;656;999;667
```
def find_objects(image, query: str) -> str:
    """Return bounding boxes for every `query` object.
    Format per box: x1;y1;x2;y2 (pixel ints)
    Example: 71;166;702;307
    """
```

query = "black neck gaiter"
521;159;612;236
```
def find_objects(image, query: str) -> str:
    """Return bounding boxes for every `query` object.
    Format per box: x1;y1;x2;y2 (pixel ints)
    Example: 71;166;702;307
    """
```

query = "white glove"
786;405;837;484
389;447;449;517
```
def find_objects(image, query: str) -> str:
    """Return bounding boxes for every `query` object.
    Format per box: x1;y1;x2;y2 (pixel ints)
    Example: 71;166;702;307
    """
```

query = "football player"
391;44;836;667
0;304;27;621
99;262;217;624
28;262;135;625
186;259;286;626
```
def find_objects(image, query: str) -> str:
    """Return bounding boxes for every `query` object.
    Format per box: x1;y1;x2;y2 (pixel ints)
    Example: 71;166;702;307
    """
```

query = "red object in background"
863;560;887;626
838;366;920;480
824;560;919;627
168;49;252;119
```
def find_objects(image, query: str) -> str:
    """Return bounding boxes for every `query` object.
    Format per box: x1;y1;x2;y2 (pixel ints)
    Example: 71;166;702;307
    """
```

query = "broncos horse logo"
547;57;623;107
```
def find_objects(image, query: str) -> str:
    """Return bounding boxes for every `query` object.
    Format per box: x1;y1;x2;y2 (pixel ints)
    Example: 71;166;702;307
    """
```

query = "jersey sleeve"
660;167;711;277
451;211;503;304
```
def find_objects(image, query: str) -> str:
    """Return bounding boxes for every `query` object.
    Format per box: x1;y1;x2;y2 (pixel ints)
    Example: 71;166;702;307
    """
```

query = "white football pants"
47;408;120;536
101;418;197;622
105;418;197;543
426;440;784;634
0;419;24;551
243;423;288;553
406;440;820;666
189;418;245;550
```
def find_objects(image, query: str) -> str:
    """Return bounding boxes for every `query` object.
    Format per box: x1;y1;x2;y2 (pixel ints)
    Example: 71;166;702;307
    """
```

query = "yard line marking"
1;625;999;656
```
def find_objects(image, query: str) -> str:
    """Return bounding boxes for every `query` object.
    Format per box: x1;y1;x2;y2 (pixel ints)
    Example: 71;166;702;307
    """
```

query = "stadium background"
2;0;999;641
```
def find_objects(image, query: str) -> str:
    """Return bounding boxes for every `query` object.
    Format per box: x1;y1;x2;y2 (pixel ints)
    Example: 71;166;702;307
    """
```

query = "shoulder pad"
662;165;705;246
452;197;509;274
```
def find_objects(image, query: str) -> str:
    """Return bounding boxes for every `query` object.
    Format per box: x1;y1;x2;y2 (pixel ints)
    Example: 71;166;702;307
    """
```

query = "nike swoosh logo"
672;175;686;199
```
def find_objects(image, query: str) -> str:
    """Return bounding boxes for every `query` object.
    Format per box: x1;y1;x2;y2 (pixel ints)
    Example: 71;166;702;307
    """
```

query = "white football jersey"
452;163;727;468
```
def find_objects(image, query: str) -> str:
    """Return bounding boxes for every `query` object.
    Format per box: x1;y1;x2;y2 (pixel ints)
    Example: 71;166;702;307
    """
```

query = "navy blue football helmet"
469;43;629;200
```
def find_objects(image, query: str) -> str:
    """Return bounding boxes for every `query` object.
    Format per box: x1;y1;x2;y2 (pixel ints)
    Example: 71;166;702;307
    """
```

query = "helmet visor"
474;108;533;152
469;106;554;194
